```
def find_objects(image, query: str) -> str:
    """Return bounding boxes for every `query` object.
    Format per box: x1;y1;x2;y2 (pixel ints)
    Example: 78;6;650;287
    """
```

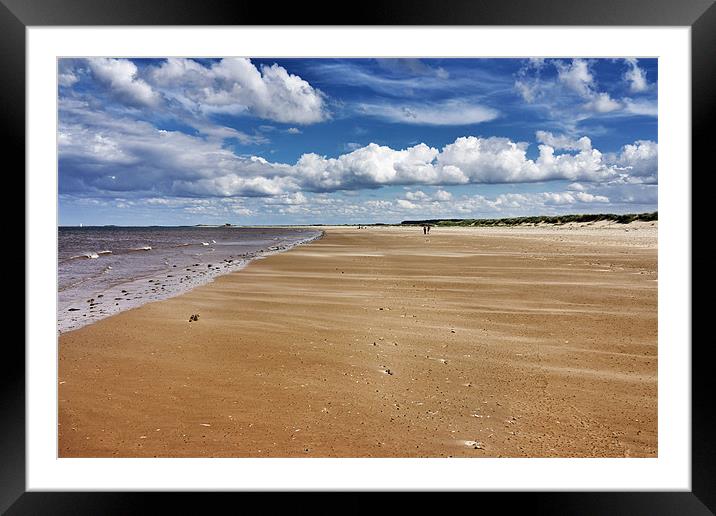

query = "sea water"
58;226;322;333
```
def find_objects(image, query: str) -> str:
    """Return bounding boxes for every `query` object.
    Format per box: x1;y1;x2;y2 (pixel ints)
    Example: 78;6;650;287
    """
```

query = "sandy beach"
58;222;657;457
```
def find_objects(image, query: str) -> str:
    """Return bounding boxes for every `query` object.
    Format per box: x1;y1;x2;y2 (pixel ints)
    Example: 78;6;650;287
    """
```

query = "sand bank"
59;223;657;457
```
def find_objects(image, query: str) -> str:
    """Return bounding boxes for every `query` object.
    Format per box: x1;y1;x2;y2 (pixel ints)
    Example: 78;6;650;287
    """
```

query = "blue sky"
58;57;657;225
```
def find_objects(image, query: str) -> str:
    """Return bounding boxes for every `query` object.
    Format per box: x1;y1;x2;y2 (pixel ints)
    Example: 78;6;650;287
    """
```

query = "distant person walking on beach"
427;225;431;234
422;225;427;235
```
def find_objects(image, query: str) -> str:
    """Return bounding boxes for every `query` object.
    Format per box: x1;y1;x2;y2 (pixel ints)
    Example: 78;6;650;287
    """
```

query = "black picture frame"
5;0;711;513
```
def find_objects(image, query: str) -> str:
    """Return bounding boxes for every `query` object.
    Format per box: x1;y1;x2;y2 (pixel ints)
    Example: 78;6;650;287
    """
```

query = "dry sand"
58;222;657;457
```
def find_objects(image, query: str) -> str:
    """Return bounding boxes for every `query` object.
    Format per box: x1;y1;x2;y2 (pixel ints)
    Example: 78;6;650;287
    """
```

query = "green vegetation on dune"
400;212;658;227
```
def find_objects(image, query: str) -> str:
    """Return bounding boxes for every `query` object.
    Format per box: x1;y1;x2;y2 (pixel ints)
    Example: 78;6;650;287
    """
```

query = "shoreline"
59;223;657;457
58;228;324;334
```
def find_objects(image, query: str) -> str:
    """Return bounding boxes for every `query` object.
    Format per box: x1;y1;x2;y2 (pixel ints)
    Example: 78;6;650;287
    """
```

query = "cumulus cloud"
294;142;442;191
395;190;611;219
584;92;622;113
437;137;538;183
624;58;649;93
554;60;622;113
575;191;609;203
59;100;657;199
405;190;430;201
58;58;658;225
572;180;657;210
70;57;329;124
606;140;658;183
514;58;548;103
402;189;453;204
535;131;592;151
59;102;294;197
146;58;329;124
263;192;308;205
63;182;653;224
516;58;655;119
434;189;452;201
87;58;160;107
396;199;420;210
556;59;595;97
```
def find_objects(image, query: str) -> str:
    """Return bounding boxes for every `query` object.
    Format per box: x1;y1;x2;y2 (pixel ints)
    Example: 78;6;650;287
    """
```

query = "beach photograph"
57;57;658;458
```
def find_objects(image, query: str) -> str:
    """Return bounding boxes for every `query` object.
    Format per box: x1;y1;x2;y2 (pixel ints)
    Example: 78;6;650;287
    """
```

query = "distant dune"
401;212;657;227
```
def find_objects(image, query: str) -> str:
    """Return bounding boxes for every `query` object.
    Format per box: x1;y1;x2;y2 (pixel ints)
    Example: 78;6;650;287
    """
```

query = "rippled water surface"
58;226;322;333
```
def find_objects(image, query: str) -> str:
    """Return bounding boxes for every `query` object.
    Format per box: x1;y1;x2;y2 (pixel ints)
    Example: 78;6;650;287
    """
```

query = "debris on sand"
189;314;200;322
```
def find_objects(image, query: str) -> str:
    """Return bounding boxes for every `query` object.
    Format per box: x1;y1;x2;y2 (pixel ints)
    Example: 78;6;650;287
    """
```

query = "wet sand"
58;223;657;457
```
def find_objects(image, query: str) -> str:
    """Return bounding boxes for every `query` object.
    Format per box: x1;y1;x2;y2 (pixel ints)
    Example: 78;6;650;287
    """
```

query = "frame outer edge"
691;1;716;514
0;1;27;514
0;0;715;26
7;0;713;512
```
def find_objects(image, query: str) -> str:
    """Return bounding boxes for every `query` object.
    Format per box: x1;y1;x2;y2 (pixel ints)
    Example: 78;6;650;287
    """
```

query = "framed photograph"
7;0;711;512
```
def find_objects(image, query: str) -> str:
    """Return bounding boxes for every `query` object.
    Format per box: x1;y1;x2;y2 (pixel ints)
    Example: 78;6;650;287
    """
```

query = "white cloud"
308;60;502;99
294;142;443;191
515;80;539;103
556;59;594;97
58;72;79;87
403;188;453;204
405;190;430;201
575;192;609;203
623;98;658;117
581;182;657;207
146;58;328;124
518;59;655;119
542;192;578;205
59;102;656;199
514;58;549;103
393;190;612;219
396;199;420;210
554;60;622;113
535;131;592;151
87;58;160;107
536;144;614;182
58;60;81;87
434;190;452;201
356;99;499;126
145;57;207;88
287;127;302;134
438;137;539;183
624;58;649;93
264;192;308;205
607;140;658;183
584;92;622;113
